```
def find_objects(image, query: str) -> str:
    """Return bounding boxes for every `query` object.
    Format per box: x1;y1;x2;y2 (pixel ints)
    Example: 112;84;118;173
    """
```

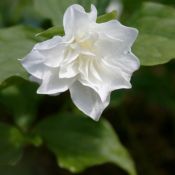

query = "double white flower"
21;4;139;121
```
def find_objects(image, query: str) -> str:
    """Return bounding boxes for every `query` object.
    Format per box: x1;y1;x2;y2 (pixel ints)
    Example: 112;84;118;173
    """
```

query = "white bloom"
21;4;140;121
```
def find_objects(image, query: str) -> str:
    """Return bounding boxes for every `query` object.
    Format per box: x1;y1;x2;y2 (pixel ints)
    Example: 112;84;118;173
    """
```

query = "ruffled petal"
63;4;87;37
106;51;140;76
34;36;62;50
63;4;96;37
32;35;67;68
95;36;125;59
70;81;110;121
39;43;66;67
37;68;75;95
89;4;97;22
59;61;79;78
21;50;46;79
78;58;133;102
95;20;138;48
61;48;79;65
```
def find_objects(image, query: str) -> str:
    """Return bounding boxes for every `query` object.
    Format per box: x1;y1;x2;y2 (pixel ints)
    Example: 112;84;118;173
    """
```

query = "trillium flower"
21;4;140;121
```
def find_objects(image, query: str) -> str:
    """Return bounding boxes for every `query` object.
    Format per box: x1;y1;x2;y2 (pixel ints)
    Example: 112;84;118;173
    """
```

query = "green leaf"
130;2;175;66
97;10;117;23
36;114;137;175
36;26;65;38
0;25;39;85
0;77;41;131
0;123;24;165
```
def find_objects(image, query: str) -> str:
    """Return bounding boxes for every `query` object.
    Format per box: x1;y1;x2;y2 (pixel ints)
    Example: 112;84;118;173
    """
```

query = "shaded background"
0;0;175;175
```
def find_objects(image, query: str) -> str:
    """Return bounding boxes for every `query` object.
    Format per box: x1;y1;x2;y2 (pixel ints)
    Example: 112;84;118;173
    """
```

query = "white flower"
21;4;140;121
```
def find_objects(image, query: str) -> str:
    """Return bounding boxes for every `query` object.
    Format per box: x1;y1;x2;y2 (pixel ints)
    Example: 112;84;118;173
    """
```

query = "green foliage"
0;78;41;130
130;2;175;65
0;123;24;165
0;26;39;85
0;0;41;27
36;114;136;175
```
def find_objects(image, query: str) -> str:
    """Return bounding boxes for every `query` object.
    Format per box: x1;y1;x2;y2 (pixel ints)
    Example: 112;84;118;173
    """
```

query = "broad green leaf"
36;114;137;175
0;25;39;85
0;77;41;131
0;123;24;165
34;0;110;26
130;2;175;66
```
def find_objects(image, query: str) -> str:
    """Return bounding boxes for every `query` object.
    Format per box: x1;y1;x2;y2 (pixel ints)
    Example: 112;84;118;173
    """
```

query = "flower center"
70;32;98;56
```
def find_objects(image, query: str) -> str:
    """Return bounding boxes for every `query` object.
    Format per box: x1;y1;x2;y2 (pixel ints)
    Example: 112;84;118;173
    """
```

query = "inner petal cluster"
59;31;100;79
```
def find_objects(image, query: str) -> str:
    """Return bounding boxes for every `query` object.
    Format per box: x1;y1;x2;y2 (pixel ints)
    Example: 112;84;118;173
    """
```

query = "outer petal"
95;20;138;48
89;4;97;22
34;36;62;50
70;81;110;121
95;37;125;58
39;43;66;67
106;51;140;76
34;36;67;68
78;58;133;102
21;50;46;79
21;35;66;78
37;68;75;95
63;4;97;37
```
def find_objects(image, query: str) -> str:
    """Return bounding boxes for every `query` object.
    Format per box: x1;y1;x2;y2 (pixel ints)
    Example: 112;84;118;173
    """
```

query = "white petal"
37;68;75;95
39;43;66;67
106;51;140;76
100;59;133;89
70;81;110;121
21;50;46;79
62;48;79;65
34;36;62;50
33;36;67;68
95;37;125;58
63;4;96;37
59;61;78;78
89;4;97;22
95;20;138;47
63;4;87;36
78;58;132;102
